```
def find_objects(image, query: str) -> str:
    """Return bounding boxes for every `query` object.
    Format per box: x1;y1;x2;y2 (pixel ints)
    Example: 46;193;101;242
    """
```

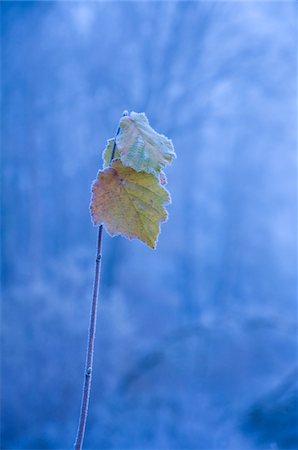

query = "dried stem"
74;112;127;449
74;225;103;450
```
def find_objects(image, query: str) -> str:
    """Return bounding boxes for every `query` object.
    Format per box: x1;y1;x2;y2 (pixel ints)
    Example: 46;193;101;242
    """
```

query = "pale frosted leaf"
116;112;176;176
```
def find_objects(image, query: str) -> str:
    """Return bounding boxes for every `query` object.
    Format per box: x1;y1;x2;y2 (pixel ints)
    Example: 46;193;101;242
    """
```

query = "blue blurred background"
1;1;297;449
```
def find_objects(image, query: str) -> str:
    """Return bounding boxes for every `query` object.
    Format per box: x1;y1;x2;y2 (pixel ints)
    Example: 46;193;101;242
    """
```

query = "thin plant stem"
110;110;127;161
74;112;127;449
74;224;103;450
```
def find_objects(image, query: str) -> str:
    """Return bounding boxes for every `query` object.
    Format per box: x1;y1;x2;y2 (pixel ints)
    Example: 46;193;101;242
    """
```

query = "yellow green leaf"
90;159;170;249
102;138;121;168
116;112;176;176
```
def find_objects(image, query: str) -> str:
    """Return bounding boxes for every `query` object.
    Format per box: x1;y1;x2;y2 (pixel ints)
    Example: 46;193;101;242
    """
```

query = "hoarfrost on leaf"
116;112;176;177
90;159;171;249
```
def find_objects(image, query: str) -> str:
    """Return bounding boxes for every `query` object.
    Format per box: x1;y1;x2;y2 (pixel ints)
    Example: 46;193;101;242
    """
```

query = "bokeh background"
1;1;297;449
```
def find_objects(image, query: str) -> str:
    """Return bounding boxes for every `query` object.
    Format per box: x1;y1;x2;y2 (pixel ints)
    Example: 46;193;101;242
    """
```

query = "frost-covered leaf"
102;138;120;168
116;112;176;176
90;159;170;249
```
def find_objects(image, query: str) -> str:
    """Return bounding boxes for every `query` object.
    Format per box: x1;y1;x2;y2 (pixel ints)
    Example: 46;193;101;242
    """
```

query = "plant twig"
74;112;127;450
110;110;127;161
74;224;103;450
